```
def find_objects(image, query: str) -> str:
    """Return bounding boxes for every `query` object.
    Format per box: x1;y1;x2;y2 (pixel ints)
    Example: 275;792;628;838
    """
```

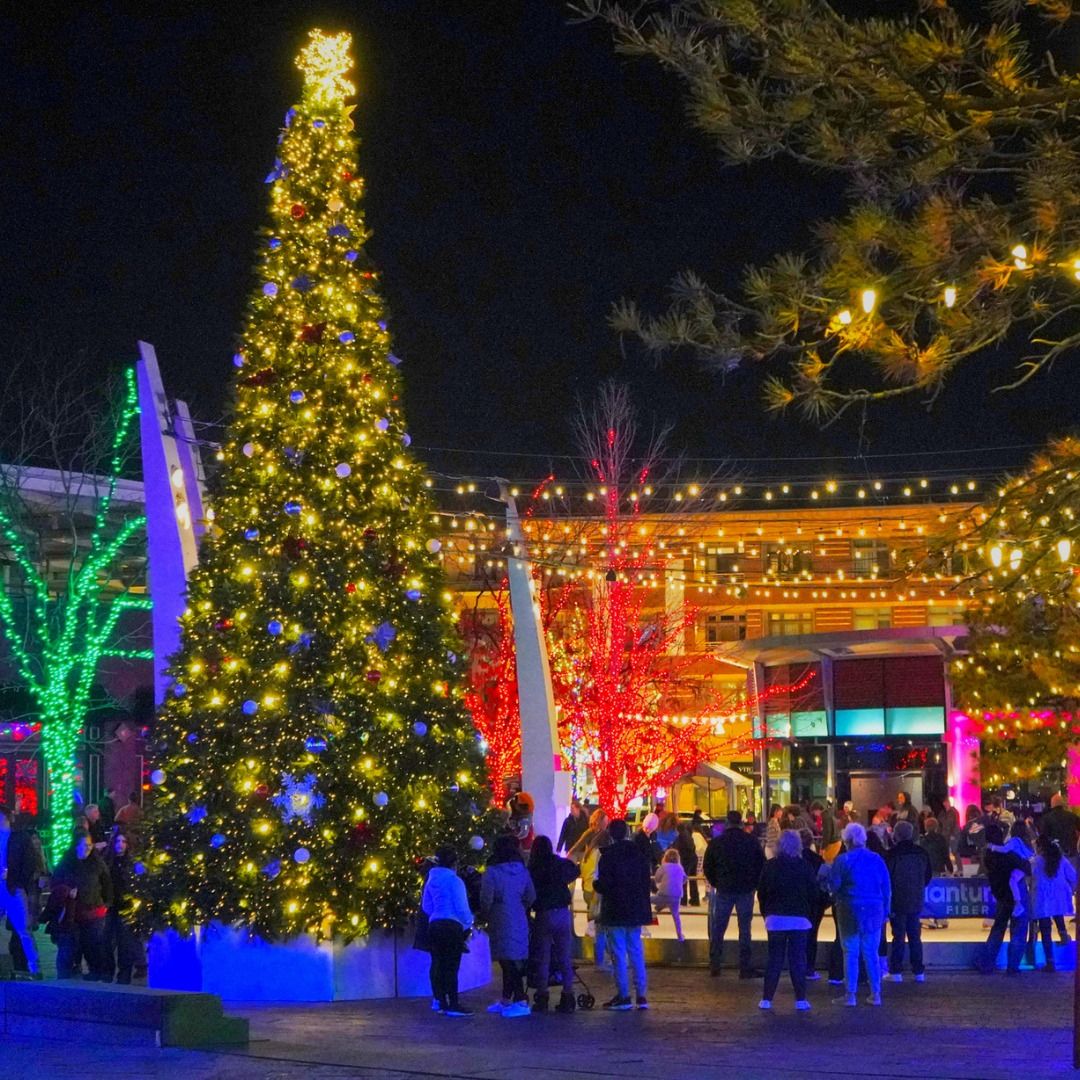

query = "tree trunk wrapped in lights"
136;31;488;943
0;363;150;860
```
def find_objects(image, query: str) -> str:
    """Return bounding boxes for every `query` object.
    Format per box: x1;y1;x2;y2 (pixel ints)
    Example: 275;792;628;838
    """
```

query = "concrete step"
0;981;248;1048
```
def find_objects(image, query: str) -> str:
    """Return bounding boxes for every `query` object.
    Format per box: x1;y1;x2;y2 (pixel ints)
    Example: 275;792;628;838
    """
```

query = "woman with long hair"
1031;833;1076;971
480;832;536;1016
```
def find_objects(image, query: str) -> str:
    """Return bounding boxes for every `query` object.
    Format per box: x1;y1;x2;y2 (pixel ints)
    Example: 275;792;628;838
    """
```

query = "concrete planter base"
149;922;491;1002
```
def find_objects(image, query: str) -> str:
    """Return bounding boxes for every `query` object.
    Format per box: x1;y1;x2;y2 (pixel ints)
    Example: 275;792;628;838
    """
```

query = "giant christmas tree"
137;30;488;942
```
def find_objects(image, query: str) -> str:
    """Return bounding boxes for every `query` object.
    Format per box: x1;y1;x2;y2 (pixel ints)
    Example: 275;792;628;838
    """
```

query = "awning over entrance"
685;761;755;787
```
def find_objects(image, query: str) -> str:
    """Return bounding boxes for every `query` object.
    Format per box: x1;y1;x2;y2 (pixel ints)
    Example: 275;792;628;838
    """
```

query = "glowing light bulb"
943;285;957;308
990;545;1003;568
1009;549;1022;571
860;288;877;314
837;309;853;326
1058;538;1072;562
1012;244;1029;270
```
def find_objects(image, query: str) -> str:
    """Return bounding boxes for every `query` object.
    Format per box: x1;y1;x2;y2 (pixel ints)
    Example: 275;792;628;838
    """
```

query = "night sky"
1;2;1074;483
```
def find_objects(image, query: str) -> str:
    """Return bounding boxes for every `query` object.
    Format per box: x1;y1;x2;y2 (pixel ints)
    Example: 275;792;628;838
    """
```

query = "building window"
853;608;892;631
767;611;815;637
927;607;965;627
763;544;813;578
703;613;747;644
701;545;742;576
852;539;890;577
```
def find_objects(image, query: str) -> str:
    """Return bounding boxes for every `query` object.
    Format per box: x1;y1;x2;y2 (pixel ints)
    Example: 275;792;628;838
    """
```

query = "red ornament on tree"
345;582;357;594
254;783;270;799
283;536;308;560
365;670;382;683
298;322;326;344
362;527;378;544
290;203;306;219
240;367;277;388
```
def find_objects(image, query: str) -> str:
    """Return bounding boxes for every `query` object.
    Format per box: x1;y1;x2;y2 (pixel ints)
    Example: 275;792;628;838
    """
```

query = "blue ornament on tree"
242;700;259;716
150;769;166;786
388;353;402;366
274;773;325;825
305;735;328;754
284;501;302;516
173;683;187;697
413;721;428;736
338;330;355;344
312;118;326;129
335;462;351;478
262;859;281;879
268;237;282;250
294;847;311;863
365;622;397;653
402;433;412;447
233;352;245;368
284;107;297;127
187;805;208;824
375;418;389;432
210;833;226;848
345;250;358;262
245;528;260;540
133;861;146;876
328;224;351;238
289;390;306;404
267;620;284;636
377;320;387;331
186;732;198;744
373;791;389;808
262;282;278;297
405;589;421;602
291;275;313;293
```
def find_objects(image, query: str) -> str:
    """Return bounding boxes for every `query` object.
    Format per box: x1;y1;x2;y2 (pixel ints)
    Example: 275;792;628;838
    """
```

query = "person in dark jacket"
556;800;588;855
919;817;955;929
0;805;42;979
978;821;1031;975
756;829;819;1010
105;831;144;984
884;821;933;981
633;813;661;871
799;828;829;979
48;833;113;981
703;809;765;977
594;818;652;1010
1040;794;1079;858
528;835;579;1013
673;823;700;906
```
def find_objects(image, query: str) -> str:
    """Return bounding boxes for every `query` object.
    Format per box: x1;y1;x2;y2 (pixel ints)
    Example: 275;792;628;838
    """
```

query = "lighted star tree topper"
136;30;489;942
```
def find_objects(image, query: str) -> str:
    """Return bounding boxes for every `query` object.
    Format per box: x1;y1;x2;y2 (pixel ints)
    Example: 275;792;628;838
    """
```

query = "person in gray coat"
480;833;537;1017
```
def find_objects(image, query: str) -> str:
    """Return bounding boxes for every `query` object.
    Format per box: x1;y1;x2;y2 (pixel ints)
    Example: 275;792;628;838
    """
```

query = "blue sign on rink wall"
920;877;994;919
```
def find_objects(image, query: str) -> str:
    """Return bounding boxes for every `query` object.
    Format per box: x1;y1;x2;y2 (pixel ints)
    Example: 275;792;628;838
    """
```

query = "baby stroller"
524;913;597;1010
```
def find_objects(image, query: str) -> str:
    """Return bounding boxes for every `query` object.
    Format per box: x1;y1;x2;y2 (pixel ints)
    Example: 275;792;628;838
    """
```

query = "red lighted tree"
463;590;519;808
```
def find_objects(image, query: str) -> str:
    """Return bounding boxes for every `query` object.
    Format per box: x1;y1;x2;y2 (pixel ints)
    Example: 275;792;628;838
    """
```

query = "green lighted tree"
945;438;1080;785
0;359;150;856
577;1;1080;421
136;30;489;942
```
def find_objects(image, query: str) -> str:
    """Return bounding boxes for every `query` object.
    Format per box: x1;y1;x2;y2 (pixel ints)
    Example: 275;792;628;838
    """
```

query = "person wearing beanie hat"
634;812;661;871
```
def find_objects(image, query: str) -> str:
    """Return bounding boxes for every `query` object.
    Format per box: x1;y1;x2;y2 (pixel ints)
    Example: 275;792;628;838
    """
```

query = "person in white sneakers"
829;823;891;1007
756;829;818;1011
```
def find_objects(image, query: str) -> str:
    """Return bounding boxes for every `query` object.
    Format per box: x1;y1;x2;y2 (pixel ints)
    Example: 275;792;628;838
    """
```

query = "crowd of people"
0;789;146;984
420;788;1080;1017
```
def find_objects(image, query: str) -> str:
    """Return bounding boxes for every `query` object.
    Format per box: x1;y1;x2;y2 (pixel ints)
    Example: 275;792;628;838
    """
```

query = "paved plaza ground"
0;966;1073;1080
